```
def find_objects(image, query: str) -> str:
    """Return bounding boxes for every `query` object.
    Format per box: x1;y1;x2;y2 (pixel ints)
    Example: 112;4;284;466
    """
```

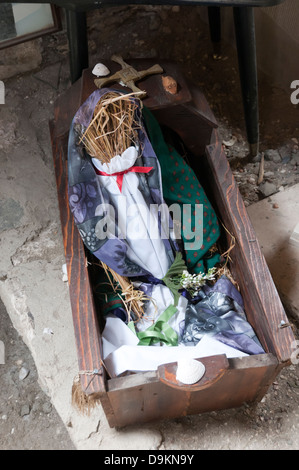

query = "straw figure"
79;91;142;164
79;91;150;322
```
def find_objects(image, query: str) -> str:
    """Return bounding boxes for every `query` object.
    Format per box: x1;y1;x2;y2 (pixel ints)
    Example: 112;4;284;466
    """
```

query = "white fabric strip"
102;315;248;377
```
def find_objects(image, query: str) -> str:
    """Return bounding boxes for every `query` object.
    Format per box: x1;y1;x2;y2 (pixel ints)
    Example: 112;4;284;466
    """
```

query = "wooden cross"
94;55;163;97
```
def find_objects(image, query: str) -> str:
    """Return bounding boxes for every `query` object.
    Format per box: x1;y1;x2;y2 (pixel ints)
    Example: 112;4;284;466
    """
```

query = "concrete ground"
0;6;299;451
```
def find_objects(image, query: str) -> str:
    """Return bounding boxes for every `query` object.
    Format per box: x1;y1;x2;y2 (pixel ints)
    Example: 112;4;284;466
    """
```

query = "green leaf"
162;252;187;306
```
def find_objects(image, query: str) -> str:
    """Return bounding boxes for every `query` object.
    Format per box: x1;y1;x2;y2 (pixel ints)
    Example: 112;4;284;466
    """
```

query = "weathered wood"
50;62;295;428
105;353;280;427
158;355;229;391
204;130;295;363
49;124;106;395
80;60;193;109
51;76;82;140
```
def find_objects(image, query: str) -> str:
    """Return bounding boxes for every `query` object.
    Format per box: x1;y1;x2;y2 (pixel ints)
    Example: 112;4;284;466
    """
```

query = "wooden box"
49;61;295;428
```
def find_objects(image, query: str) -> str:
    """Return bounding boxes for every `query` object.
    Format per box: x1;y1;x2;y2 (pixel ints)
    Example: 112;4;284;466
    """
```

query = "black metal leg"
65;9;89;83
233;6;259;157
208;6;221;58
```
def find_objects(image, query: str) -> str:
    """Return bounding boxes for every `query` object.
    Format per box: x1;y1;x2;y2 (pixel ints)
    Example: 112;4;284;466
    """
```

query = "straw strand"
79;92;142;163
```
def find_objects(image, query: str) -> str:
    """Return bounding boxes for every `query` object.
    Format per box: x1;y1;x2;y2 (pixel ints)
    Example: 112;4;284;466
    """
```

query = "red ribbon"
93;165;153;192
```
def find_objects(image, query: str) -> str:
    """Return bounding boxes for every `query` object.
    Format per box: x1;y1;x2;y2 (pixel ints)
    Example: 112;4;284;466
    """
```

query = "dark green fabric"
93;268;124;315
142;107;221;274
93;106;222;317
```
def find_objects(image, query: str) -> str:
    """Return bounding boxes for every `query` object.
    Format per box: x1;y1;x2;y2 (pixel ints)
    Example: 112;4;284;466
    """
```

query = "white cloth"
94;148;246;378
102;315;248;377
134;284;187;337
92;147;170;279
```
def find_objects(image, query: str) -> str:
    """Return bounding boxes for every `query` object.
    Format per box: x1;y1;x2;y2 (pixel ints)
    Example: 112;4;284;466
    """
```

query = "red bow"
94;165;153;192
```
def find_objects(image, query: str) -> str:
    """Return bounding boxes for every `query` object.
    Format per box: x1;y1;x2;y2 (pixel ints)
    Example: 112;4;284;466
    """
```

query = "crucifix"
94;55;163;97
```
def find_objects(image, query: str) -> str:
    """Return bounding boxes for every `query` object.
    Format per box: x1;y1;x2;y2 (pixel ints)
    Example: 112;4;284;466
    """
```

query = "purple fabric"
201;276;244;309
68;88;179;277
181;276;264;355
214;331;264;355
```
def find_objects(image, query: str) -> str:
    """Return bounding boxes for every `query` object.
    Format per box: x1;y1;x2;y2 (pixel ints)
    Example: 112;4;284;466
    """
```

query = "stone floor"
247;184;299;322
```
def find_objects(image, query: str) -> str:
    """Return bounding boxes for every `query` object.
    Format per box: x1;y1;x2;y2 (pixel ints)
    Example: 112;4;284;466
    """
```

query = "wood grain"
49;63;294;427
106;353;280;427
49;124;106;395
205;130;295;363
158;355;229;391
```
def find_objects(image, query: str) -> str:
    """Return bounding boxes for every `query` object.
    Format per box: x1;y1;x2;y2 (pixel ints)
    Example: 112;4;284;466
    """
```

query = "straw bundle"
214;223;239;289
71;376;99;415
100;261;152;322
79;90;153;321
79;91;142;164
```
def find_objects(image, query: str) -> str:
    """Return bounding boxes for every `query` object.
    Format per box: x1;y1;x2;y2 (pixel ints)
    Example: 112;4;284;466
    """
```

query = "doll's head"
80;91;141;164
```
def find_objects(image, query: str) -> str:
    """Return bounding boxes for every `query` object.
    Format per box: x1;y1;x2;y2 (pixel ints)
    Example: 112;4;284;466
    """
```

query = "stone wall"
1;2;298;93
198;0;299;92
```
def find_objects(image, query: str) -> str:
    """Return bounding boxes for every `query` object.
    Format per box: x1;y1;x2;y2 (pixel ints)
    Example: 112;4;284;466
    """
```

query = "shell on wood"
92;63;110;77
176;358;205;384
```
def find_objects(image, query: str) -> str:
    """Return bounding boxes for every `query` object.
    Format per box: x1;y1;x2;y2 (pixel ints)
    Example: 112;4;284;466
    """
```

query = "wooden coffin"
49;60;295;428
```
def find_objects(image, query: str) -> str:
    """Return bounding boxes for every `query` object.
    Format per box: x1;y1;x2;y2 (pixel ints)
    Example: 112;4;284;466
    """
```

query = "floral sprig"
180;267;217;298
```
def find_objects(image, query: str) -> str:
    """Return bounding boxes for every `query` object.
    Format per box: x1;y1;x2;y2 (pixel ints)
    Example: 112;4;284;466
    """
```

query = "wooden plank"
105;353;280;427
158;355;229;391
204;131;295;363
51;76;82;140
49;61;294;428
80;60;192;109
49;124;106;395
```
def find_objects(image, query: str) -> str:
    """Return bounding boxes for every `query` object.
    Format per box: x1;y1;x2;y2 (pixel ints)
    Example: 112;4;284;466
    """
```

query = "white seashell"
176;358;205;385
92;63;110;77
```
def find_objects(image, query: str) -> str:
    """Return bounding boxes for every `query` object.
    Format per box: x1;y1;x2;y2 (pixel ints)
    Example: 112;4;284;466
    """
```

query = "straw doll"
68;89;188;339
68;88;264;377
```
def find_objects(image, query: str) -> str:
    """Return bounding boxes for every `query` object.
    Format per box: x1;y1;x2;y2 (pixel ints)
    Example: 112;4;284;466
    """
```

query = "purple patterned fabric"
68;89;264;357
68;88;179;277
181;276;264;355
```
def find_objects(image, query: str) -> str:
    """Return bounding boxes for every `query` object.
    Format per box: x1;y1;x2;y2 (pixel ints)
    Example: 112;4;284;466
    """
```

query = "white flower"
180;267;217;296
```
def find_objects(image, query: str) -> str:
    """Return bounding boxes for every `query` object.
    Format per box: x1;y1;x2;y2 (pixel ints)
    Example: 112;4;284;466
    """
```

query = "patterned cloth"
181;276;264;355
68;88;178;278
68;89;264;365
142;106;221;274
